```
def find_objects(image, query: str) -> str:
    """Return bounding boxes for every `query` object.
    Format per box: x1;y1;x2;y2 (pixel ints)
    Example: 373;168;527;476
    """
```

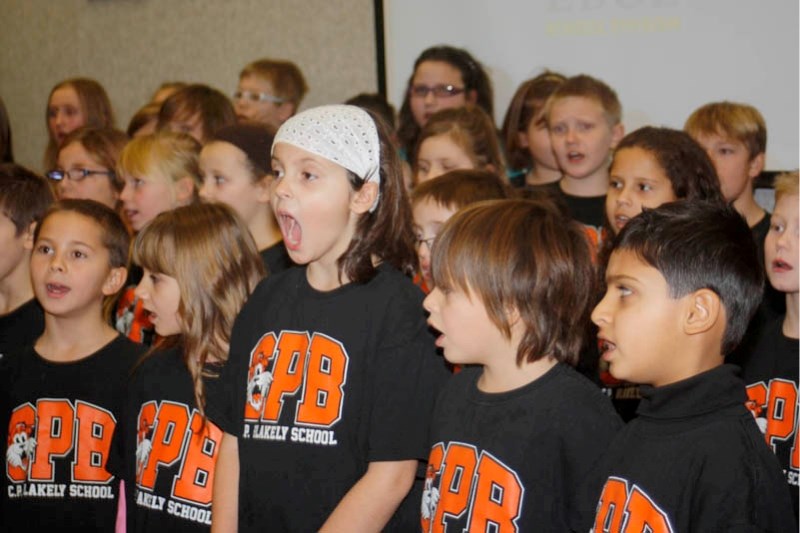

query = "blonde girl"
44;77;115;170
414;106;504;184
111;203;265;531
49;127;128;209
209;105;447;532
115;131;201;344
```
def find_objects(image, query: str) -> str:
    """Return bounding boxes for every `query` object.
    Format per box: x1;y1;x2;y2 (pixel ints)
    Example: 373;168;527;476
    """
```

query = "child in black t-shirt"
208;105;448;532
0;199;144;532
109;203;264;532
421;198;622;531
738;171;799;520
579;201;796;531
0;164;54;361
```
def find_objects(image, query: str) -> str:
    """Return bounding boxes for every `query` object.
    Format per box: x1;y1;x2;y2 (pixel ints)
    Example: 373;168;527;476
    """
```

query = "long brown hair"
133;203;265;413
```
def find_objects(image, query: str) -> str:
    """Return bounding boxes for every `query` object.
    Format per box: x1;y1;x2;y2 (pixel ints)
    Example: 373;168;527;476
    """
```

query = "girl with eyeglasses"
397;46;494;162
50;127;128;210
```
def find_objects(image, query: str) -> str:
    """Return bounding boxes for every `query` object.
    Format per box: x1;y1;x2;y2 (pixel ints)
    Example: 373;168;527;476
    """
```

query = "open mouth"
772;259;793;273
567;151;585;164
598;338;616;360
45;282;70;298
278;212;302;251
614;214;630;229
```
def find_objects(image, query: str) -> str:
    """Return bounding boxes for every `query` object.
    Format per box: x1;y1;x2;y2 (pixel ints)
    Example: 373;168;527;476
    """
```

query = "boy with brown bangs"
546;74;625;253
421;199;621;531
234;58;308;130
0;164;54;361
578;201;796;532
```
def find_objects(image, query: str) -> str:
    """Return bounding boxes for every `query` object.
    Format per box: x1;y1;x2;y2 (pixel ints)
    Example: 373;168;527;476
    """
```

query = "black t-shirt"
739;316;799;520
422;363;622;531
0;298;44;362
554;189;607;256
575;365;797;532
259;240;293;276
208;264;449;532
109;347;224;532
0;335;144;532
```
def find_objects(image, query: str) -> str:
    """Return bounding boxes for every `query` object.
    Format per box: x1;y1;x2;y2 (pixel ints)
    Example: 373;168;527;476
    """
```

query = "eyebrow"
605;273;639;284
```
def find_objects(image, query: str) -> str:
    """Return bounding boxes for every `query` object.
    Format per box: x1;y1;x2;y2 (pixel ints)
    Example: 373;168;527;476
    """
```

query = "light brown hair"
133;203;265;414
684;101;767;159
431;198;595;366
410;169;512;211
240;58;308;106
545;74;622;126
157;84;236;143
773;170;799;202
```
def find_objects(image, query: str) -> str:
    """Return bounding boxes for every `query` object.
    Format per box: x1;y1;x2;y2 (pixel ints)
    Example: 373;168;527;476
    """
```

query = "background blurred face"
415;134;475;183
764;193;799;294
412;198;456;289
164;111;204;144
606;147;676;234
409;61;470;128
56;141;119;208
234;75;290;130
48;86;85;146
693;133;761;203
522;110;559;171
549;96;622;181
199;141;269;225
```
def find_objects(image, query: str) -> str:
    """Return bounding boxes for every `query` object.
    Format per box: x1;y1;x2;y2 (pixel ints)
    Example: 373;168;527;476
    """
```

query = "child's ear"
610;123;625;150
747;152;765;179
174;176;196;205
683;288;722;336
102;267;128;297
23;221;36;250
350;181;379;215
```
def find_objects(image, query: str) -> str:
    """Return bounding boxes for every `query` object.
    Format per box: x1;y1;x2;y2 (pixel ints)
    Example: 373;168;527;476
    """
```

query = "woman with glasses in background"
48;127;128;210
396;45;494;163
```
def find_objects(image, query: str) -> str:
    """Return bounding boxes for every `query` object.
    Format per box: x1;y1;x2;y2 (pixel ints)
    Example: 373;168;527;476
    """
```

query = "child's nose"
48;252;66;272
590;294;610;326
422;288;439;313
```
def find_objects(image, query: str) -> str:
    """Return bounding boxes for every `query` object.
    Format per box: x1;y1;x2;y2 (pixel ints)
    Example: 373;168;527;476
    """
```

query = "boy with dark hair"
546;74;625;253
738;171;799;520
421;199;622;531
234;58;308;130
0;164;54;361
580;201;796;531
0;200;145;531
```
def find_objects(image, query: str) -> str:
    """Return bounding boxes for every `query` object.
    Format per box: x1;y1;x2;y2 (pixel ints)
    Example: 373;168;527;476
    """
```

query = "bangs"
132;221;177;276
118;137;156;178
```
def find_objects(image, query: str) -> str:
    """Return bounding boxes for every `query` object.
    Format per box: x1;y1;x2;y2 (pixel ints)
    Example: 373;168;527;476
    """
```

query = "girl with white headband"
207;105;448;532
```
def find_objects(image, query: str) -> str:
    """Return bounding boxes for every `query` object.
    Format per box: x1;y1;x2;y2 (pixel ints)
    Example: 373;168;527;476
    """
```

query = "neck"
783;292;799;339
36;308;118;362
306;261;348;292
559;169;609;197
249;208;283;252
478;345;558;393
732;192;765;228
526;166;562;187
0;256;33;314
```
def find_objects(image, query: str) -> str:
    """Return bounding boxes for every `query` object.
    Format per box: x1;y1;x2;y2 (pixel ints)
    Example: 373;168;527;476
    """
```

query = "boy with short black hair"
0;200;145;531
0;163;54;361
421;199;622;531
546;74;625;252
738;171;799;520
234;58;308;130
580;200;796;531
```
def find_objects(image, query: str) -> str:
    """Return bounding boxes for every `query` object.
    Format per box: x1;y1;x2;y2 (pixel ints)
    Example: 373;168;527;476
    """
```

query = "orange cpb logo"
244;331;349;427
421;442;523;533
592;477;674;533
746;378;799;470
135;400;222;506
5;399;116;483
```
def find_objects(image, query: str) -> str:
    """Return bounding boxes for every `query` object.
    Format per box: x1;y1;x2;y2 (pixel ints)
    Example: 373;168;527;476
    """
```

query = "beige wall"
0;0;377;171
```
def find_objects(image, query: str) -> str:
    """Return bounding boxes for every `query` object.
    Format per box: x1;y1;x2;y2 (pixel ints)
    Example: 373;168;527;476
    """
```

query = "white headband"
273;104;381;211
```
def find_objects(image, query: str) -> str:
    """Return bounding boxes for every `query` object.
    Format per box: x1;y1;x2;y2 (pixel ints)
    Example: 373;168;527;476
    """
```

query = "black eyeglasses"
409;84;466;98
415;236;436;250
47;168;115;182
233;90;285;104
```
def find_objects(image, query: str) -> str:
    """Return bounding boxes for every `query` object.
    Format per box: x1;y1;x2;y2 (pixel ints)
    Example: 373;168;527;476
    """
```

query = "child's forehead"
239;73;275;90
412;197;456;223
549;95;608;120
39;211;105;242
607;248;663;282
